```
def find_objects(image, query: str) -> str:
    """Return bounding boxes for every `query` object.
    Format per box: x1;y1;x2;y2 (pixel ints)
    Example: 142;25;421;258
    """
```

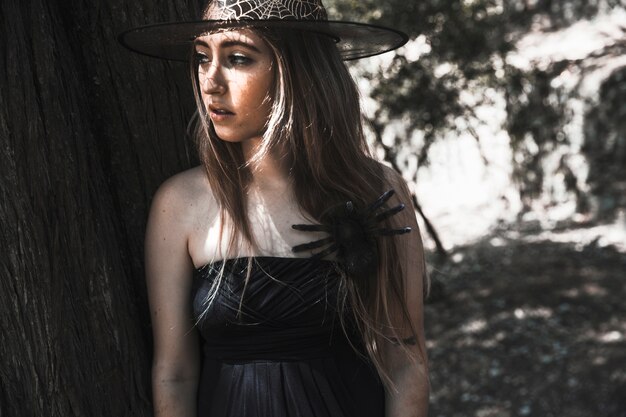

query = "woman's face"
194;29;275;144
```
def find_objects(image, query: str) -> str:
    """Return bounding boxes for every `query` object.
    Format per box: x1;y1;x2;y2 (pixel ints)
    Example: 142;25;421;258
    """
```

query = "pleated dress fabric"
192;256;385;417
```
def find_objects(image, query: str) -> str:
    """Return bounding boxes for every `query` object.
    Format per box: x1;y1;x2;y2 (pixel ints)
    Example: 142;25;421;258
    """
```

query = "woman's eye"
229;54;252;66
194;52;210;64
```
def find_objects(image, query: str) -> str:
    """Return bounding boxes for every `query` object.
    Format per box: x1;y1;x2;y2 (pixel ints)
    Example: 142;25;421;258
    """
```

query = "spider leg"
365;189;395;213
292;236;334;253
309;244;339;260
292;224;331;232
374;203;406;223
373;226;412;236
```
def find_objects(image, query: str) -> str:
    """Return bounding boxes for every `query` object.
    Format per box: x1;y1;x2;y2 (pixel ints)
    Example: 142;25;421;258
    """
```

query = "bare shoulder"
149;166;217;229
375;162;412;201
152;166;213;208
374;161;421;244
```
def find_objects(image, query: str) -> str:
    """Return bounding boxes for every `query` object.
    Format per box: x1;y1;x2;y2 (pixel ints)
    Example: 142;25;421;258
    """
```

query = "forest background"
1;0;624;416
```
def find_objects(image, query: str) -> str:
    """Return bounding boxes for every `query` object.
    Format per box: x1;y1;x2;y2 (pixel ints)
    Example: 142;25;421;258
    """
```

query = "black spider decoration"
291;189;411;277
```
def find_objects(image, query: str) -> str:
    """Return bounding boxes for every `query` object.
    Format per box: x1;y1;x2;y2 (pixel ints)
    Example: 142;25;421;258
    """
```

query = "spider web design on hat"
118;0;409;61
210;0;326;20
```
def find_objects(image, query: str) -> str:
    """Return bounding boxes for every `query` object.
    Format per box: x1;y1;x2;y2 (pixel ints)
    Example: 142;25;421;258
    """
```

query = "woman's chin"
213;130;263;145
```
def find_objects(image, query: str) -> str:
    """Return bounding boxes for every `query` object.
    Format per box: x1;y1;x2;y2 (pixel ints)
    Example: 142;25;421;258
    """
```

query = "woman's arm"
145;176;200;417
382;168;430;417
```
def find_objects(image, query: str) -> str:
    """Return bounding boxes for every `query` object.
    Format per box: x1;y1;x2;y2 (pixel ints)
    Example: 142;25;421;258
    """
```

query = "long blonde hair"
189;24;425;388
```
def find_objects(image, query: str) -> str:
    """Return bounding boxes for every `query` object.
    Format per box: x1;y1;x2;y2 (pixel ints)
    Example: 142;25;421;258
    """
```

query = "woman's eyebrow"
194;39;261;53
221;40;261;52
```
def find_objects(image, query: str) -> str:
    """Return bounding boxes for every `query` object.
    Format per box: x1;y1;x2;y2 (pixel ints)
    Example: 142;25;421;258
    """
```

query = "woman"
119;0;429;416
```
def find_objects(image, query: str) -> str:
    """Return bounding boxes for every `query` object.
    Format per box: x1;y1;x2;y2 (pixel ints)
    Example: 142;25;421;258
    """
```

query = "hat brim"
118;19;408;61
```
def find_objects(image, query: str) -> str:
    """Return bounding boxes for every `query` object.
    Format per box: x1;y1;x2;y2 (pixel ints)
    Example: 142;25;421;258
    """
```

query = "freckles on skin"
233;78;268;122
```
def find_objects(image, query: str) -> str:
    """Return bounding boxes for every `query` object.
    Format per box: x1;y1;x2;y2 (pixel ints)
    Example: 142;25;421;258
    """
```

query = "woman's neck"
242;138;291;192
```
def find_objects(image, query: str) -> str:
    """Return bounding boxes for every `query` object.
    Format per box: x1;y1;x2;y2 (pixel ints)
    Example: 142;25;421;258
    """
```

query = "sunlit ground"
416;129;626;415
424;232;626;417
396;8;626;416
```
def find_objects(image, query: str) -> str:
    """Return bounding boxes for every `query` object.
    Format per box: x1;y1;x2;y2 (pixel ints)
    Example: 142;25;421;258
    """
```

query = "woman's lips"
208;105;234;122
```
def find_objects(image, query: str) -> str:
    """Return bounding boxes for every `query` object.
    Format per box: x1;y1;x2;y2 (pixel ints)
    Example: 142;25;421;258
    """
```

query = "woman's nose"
200;64;226;95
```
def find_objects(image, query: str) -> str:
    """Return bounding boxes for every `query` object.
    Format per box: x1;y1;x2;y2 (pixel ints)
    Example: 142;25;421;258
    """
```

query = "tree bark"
1;1;201;416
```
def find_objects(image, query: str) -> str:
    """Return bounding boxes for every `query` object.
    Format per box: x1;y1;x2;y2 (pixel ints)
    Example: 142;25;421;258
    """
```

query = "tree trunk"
1;1;201;416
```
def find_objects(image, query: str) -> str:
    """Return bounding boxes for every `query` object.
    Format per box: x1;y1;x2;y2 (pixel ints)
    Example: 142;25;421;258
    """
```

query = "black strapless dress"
192;256;385;417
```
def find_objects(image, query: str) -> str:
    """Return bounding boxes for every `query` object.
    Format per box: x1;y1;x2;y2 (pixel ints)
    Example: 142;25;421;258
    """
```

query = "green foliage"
584;67;626;217
326;0;626;219
504;62;573;208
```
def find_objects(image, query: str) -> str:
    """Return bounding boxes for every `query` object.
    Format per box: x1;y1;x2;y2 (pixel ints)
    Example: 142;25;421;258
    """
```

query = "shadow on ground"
424;227;626;417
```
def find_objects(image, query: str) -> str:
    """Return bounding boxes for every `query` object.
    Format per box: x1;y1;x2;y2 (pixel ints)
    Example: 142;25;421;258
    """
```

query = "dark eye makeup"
194;52;210;64
229;54;253;66
194;51;254;68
